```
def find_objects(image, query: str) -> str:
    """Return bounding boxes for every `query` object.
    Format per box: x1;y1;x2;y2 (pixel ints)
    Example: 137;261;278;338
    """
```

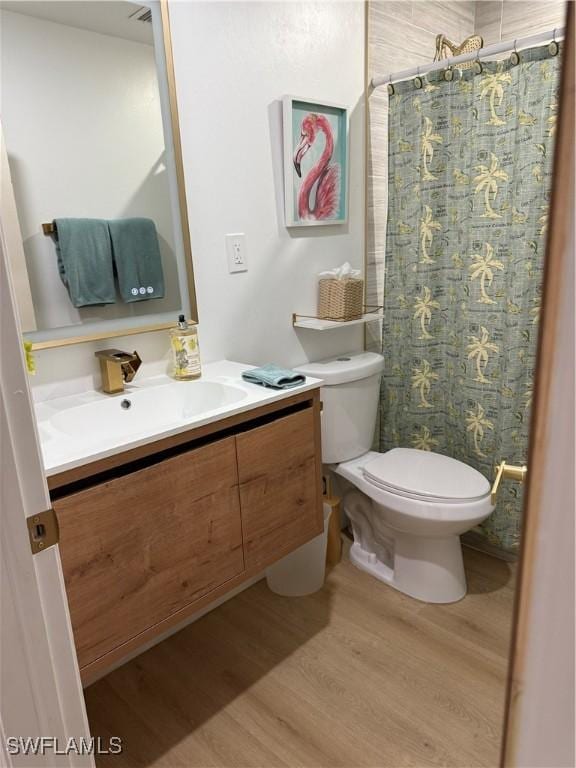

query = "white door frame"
0;218;93;766
501;6;575;764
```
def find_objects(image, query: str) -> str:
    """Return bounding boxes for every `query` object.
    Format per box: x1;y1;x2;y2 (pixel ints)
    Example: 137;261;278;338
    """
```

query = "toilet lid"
363;448;490;501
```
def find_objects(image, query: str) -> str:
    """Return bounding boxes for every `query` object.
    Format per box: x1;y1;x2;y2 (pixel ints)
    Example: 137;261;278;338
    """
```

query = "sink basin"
48;380;247;445
34;360;321;477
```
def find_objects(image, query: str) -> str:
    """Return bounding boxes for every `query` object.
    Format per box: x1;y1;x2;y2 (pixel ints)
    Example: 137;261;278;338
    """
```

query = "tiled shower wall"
365;0;567;354
475;1;566;44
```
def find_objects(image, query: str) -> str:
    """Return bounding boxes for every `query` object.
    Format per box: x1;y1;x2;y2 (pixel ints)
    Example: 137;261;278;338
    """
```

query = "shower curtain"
381;44;561;554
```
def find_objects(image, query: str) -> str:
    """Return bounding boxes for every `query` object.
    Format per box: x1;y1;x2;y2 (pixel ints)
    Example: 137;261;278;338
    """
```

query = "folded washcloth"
108;218;165;303
242;364;306;390
55;218;115;307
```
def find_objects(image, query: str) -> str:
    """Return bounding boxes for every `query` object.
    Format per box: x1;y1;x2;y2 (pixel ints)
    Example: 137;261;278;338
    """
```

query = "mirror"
0;0;196;348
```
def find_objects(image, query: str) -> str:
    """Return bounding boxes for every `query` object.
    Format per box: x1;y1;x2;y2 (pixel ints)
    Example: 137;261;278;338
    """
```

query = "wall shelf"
292;311;383;331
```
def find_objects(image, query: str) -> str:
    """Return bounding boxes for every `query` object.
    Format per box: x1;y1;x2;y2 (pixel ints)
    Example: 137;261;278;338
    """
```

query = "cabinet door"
236;406;323;570
53;437;243;669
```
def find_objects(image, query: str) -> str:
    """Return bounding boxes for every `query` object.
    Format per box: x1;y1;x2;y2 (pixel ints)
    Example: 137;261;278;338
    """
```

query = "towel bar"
42;222;57;235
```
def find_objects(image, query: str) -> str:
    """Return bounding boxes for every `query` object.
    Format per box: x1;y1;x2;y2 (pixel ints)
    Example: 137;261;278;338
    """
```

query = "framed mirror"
0;0;197;350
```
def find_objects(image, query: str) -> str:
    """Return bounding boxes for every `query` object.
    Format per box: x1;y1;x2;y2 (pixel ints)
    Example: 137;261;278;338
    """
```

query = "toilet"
296;352;494;604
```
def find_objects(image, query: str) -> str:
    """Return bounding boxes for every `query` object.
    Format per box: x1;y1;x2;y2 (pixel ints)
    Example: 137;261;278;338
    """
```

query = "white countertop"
36;360;322;478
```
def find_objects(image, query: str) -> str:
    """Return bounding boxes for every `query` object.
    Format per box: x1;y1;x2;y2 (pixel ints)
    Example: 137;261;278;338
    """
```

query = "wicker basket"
318;277;364;321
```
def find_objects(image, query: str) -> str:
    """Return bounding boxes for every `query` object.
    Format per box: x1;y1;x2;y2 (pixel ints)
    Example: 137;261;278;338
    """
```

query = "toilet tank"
295;352;384;464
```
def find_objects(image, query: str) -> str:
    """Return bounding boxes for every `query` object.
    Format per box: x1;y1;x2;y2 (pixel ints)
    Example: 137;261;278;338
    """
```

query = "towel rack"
42;222;57;235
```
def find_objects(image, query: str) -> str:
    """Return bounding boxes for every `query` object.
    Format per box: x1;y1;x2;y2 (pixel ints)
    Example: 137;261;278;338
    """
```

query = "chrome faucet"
95;349;142;395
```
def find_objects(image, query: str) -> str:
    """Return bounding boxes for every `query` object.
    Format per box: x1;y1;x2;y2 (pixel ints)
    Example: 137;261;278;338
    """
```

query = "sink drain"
120;399;132;410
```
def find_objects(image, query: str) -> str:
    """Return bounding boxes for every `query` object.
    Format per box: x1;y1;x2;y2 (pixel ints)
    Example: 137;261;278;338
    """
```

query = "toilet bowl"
295;352;494;604
336;449;493;603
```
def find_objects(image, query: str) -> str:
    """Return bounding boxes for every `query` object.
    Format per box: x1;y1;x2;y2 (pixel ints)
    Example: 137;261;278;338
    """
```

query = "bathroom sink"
48;380;247;444
34;361;323;477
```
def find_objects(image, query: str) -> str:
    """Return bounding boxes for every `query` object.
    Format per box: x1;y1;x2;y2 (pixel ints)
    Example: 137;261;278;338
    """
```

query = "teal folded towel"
108;218;165;303
55;218;115;307
242;364;306;389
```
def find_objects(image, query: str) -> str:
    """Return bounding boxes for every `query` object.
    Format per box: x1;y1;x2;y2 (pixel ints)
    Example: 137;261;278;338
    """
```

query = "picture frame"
282;96;349;227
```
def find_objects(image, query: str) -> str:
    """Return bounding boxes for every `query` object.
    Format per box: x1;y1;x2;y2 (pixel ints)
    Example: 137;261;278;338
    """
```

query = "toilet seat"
337;449;494;532
362;448;491;504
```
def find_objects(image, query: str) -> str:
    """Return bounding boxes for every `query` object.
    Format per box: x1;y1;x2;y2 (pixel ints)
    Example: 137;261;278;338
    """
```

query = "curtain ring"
473;52;483;74
549;29;559;56
414;65;423;90
387;74;395;96
510;39;520;66
444;66;454;82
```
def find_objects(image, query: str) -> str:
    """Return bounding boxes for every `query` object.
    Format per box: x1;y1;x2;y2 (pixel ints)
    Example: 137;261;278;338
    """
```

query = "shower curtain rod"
371;26;565;88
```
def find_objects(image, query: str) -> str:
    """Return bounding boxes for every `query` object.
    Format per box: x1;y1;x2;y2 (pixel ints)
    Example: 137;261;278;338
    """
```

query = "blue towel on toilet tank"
242;364;306;389
108;218;165;302
55;218;115;307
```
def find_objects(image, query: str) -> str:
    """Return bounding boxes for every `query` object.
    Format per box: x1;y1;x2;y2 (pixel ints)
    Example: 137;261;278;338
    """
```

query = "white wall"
169;0;365;367
0;10;179;331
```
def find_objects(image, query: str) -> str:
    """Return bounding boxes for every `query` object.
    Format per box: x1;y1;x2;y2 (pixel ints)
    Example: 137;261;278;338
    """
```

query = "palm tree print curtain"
381;45;561;554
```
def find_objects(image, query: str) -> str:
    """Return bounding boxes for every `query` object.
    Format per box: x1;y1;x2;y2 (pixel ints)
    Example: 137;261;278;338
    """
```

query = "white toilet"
296;352;494;604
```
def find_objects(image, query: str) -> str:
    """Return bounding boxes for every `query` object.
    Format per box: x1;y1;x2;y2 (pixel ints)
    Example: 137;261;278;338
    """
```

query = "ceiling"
0;1;154;45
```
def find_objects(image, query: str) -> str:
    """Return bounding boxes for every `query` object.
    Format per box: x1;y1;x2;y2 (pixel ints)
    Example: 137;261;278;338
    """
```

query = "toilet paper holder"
491;461;528;505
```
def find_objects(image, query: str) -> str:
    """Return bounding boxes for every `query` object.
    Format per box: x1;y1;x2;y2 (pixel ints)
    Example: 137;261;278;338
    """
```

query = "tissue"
318;262;362;280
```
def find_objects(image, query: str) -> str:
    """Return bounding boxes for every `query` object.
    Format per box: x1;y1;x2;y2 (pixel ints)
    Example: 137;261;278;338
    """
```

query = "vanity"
39;363;323;685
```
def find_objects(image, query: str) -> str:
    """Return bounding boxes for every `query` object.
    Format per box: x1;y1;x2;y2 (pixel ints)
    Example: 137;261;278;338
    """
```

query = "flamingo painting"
284;98;347;226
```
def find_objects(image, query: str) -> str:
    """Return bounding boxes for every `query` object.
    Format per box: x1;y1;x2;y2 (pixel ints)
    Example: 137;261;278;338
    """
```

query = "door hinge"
26;508;59;555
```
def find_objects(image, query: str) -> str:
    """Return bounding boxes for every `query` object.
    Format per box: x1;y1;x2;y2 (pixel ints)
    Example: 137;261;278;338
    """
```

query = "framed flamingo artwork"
283;96;348;227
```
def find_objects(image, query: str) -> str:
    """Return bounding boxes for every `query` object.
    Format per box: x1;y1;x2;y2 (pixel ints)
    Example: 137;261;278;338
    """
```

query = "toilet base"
349;533;467;604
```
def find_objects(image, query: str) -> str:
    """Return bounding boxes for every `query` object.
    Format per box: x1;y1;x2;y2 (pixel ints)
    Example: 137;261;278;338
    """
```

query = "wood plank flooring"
85;542;515;768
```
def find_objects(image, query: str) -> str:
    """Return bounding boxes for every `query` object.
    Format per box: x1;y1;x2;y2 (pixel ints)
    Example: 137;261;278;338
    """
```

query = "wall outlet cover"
225;233;247;273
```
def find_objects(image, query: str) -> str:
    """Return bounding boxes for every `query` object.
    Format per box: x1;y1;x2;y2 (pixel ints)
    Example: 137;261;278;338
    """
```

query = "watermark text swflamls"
5;736;122;756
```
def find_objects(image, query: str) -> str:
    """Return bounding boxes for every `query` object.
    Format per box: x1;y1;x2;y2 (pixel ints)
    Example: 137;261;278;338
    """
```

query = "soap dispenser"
170;315;201;380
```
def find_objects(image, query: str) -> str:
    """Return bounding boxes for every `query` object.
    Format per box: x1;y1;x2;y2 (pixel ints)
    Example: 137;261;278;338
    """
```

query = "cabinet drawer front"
54;437;244;669
236;407;323;570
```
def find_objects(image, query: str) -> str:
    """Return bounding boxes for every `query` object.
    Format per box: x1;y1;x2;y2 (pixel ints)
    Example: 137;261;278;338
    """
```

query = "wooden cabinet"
237;408;323;570
54;437;244;669
50;391;323;682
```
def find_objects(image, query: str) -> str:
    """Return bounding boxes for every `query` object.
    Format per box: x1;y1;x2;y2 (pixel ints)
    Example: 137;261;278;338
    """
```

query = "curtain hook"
444;65;454;82
549;29;559;56
510;39;520;66
474;51;483;74
387;74;395;96
414;65;423;90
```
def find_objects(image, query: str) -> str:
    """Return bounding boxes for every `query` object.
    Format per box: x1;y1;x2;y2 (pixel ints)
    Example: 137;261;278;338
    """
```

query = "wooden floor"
85;542;515;768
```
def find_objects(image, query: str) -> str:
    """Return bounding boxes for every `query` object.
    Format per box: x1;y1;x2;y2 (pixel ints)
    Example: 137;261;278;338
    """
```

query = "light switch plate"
225;233;247;273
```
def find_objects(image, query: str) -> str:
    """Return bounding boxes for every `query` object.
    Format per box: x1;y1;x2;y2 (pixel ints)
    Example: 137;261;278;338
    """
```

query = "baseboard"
462;531;518;563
